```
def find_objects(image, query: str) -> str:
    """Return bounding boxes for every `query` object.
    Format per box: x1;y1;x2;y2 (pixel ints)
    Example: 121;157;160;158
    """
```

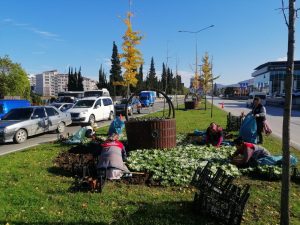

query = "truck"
139;91;156;107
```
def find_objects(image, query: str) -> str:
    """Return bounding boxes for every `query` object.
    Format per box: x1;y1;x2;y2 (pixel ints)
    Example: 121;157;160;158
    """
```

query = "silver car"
0;106;72;144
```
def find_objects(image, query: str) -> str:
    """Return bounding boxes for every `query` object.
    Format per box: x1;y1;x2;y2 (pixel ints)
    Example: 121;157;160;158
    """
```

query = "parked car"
0;106;72;144
68;96;114;125
0;99;31;119
246;92;267;107
115;98;141;116
281;90;300;98
51;103;74;112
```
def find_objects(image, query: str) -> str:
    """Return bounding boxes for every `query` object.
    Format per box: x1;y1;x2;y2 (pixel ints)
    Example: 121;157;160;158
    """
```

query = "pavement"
209;97;300;150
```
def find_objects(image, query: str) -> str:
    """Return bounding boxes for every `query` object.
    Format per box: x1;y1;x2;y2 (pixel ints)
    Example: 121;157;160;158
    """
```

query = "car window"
2;108;33;120
73;100;95;108
33;108;46;118
103;98;112;106
61;104;73;111
106;98;112;106
95;99;102;107
46;107;59;116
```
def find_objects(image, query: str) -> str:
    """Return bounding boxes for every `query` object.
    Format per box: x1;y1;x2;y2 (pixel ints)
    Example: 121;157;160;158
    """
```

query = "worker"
206;122;223;147
251;97;266;144
97;133;129;180
230;137;270;167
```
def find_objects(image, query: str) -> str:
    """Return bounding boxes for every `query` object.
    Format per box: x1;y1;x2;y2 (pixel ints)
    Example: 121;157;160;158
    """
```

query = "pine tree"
161;63;167;92
110;41;123;96
166;68;174;94
136;64;144;91
77;67;84;91
98;64;108;89
68;67;76;91
147;57;157;90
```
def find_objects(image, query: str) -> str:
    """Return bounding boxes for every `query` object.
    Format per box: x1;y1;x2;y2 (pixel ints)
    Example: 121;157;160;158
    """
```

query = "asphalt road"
208;97;300;150
0;97;183;156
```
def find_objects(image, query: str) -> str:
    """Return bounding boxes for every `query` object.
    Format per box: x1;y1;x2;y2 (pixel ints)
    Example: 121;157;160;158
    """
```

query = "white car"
68;97;114;124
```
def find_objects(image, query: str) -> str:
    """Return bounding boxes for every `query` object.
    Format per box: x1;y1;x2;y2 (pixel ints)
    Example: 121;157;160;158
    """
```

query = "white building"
35;70;68;97
83;77;98;91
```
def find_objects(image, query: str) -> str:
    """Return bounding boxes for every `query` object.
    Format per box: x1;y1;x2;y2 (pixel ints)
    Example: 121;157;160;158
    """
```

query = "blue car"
0;100;31;118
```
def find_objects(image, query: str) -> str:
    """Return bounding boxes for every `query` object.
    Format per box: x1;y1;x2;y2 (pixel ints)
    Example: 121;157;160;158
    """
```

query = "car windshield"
2;108;33;120
84;91;103;97
120;99;129;104
51;104;61;109
73;100;95;108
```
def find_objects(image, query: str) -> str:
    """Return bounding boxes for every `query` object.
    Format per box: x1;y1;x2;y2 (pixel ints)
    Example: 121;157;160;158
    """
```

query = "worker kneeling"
230;137;271;167
97;133;130;180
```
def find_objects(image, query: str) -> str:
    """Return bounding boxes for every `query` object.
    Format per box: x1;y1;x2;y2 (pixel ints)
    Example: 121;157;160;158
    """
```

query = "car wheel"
14;129;27;144
88;115;95;125
57;122;65;133
109;111;114;120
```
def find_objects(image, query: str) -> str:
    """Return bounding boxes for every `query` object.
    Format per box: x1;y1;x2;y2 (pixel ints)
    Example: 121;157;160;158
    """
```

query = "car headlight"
0;127;8;133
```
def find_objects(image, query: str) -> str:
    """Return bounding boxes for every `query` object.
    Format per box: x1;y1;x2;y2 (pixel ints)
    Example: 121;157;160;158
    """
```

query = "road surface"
209;97;300;150
0;98;183;156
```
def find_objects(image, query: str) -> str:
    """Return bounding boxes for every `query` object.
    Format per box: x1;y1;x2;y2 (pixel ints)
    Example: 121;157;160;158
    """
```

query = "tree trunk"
280;1;295;224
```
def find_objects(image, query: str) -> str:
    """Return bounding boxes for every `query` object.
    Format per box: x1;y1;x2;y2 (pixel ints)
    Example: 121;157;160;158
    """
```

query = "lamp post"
178;25;214;95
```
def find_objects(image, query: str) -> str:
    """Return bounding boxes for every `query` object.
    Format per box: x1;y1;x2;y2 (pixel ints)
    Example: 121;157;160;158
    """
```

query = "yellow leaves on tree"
118;12;143;88
200;52;213;94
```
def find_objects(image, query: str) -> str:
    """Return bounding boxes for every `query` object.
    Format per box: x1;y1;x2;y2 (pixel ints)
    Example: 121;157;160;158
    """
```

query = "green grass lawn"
0;104;300;225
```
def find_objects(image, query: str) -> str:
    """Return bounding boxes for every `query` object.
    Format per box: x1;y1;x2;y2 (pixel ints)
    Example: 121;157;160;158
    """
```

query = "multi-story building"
83;77;98;91
28;74;36;92
35;70;68;97
252;61;300;96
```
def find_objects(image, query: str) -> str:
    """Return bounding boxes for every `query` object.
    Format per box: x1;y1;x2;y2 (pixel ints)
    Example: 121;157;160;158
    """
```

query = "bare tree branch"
282;0;289;27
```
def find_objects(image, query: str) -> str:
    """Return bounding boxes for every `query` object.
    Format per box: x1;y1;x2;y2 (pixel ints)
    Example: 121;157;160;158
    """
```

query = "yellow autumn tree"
201;52;213;94
117;12;143;96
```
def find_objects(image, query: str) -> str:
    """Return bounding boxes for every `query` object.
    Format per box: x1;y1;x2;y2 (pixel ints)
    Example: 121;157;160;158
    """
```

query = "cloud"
2;18;62;41
276;56;287;61
178;70;193;87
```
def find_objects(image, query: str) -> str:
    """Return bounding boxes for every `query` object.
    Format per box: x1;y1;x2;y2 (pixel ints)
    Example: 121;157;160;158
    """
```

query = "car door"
93;99;103;121
30;108;47;134
102;98;111;119
45;107;60;131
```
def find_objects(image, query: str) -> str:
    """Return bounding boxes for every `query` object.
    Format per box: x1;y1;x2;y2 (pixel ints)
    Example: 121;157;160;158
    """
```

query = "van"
84;89;110;98
68;96;114;124
246;92;267;108
139;91;156;107
0;100;31;118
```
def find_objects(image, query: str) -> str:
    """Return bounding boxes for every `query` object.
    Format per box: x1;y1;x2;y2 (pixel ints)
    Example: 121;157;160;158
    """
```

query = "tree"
147;57;158;90
0;56;30;99
109;41;123;96
161;63;167;92
77;67;84;91
98;64;108;89
280;1;296;224
200;52;213;110
136;64;144;90
119;12;143;97
167;68;174;94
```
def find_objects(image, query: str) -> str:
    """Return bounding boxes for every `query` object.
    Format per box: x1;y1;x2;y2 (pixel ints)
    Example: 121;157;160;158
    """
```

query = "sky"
0;0;299;87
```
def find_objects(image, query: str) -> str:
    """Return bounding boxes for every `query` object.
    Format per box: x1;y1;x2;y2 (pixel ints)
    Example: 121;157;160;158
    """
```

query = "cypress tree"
136;64;144;91
148;57;157;90
77;67;84;91
161;63;167;92
98;64;108;89
109;41;123;96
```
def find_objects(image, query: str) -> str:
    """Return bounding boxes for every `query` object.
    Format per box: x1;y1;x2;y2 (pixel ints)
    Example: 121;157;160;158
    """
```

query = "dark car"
114;98;141;116
0;106;72;144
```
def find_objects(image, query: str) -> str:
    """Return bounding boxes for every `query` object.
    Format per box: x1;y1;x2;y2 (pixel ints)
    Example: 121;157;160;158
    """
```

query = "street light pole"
178;25;214;95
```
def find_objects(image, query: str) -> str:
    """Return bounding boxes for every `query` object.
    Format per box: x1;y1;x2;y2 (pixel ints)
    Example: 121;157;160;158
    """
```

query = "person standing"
252;97;266;144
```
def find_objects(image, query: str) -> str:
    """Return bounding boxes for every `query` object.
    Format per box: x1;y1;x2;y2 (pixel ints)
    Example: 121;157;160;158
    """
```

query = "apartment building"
35;70;68;97
83;77;98;91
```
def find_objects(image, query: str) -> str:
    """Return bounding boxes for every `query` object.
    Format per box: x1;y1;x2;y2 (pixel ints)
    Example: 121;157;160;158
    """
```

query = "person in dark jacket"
97;133;129;180
206;122;223;147
230;137;270;167
251;97;266;144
